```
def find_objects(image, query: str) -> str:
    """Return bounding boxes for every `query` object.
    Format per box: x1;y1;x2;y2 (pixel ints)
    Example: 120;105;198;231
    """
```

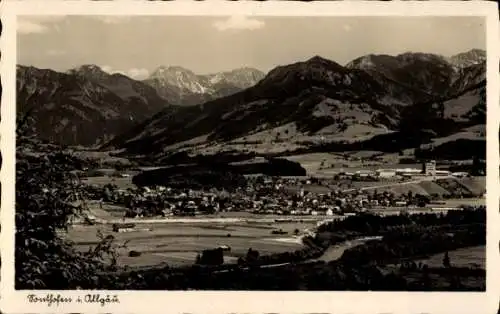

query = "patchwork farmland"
67;220;318;267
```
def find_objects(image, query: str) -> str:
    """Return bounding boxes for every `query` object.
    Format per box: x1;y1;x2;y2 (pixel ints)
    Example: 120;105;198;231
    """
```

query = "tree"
471;155;486;176
437;102;445;119
237;257;245;266
16;139;118;289
443;251;451;268
407;191;414;203
246;248;260;265
199;248;224;265
421;264;431;289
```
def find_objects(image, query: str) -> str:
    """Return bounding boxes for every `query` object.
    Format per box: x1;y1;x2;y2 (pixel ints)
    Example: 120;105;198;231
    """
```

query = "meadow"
67;220;317;267
414;245;486;269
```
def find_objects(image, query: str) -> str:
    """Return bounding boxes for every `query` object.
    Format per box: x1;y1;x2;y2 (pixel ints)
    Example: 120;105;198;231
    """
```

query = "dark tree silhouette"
16;130;120;289
443;251;451;268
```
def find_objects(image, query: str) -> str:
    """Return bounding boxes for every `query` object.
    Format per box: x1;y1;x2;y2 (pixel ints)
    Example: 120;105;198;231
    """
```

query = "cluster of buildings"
339;161;468;181
86;174;437;219
80;160;474;220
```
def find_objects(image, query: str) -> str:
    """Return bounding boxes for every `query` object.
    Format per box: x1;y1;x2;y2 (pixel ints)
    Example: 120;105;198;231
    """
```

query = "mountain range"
17;65;169;146
144;66;265;106
107;49;486;160
17;64;264;146
17;49;486;159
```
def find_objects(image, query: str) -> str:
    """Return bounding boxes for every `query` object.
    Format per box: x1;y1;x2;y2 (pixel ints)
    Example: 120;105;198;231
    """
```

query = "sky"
17;15;486;79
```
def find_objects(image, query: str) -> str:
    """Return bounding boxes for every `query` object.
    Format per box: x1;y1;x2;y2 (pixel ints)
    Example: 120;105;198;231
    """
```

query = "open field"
428;125;485;147
284;152;409;175
350;176;485;197
82;175;136;189
438;198;485;207
414;246;485;269
283;176;485;203
70;149;130;165
67;220;317;267
458;177;487;195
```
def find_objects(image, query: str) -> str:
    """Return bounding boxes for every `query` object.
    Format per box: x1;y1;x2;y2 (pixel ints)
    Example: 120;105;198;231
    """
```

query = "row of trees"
97;258;484;291
340;224;485;266
316;208;485;235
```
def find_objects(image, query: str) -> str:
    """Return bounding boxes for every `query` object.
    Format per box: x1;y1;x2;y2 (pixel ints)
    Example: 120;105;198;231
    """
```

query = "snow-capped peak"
203;67;265;89
147;66;265;95
148;66;209;94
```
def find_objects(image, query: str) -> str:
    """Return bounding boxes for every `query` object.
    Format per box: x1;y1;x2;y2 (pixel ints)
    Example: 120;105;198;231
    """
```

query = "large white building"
423;160;437;176
395;168;422;176
376;169;397;178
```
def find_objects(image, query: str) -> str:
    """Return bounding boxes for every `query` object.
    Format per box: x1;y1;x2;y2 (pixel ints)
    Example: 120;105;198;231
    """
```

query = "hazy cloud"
213;16;265;31
18;16;66;34
127;68;150;79
101;65;116;73
101;65;149;80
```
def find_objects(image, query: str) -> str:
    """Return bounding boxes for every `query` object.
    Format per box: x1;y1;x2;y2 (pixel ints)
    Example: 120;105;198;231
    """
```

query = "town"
78;160;483;225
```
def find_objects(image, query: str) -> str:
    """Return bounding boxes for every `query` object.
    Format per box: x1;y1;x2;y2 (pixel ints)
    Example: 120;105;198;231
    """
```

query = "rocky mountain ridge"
18;49;486;157
447;49;486;68
108;50;485;160
17;65;171;146
143;66;265;106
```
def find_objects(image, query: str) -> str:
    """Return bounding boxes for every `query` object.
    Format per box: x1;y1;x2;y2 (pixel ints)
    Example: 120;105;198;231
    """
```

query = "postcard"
1;1;499;313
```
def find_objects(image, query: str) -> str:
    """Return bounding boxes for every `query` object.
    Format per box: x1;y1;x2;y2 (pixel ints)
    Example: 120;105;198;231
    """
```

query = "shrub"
129;251;142;257
16;148;119;289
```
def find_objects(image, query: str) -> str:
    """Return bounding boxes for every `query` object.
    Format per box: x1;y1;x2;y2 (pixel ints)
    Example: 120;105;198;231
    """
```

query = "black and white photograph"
1;1;499;313
13;14;490;289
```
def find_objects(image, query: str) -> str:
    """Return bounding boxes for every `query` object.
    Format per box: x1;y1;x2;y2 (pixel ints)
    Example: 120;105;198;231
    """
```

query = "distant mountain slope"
105;57;403;151
143;66;265;106
17;65;170;146
399;79;485;137
109;51;486;159
346;52;454;96
202;67;267;89
68;65;169;115
448;49;486;68
346;50;485;100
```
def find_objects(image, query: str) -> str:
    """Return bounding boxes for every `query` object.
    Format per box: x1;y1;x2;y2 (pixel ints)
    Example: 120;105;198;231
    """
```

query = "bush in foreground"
16;147;118;289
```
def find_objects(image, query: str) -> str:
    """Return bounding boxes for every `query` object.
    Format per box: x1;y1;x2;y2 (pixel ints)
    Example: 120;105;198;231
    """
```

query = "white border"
1;1;499;314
